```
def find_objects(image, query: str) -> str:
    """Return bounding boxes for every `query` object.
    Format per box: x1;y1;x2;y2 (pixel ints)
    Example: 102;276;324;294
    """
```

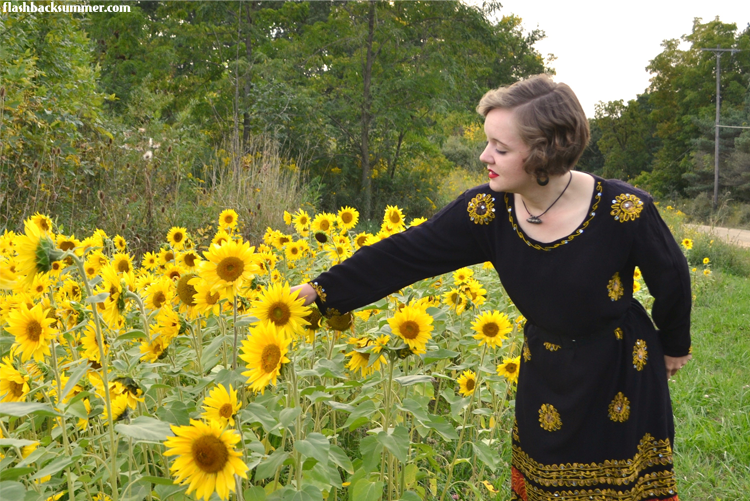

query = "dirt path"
688;224;750;248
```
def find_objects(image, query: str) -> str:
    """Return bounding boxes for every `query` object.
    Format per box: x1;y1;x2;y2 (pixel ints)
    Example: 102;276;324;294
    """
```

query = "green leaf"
471;441;501;472
294;432;329;465
343;400;376;431
359;435;383;473
291;484;324;501
156;401;190;426
397;398;431;424
139;476;177;486
426;416;459;441
423;348;459;364
0;403;60;418
278;406;301;429
242;403;279;433
116;416;174;442
0;439;39;448
117;329;147;341
304;391;332;403
0;481;25;499
85;292;109;303
59;359;89;404
402;464;418;489
352;478;383;501
377;426;409;463
0;467;34;481
328;444;354;474
393;375;433;386
244;486;267;501
398;491;422;501
255;449;289;480
325;401;354;413
64;399;89;420
31;454;79;480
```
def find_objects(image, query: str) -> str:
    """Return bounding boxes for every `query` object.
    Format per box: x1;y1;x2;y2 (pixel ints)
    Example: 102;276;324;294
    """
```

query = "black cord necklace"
522;171;573;224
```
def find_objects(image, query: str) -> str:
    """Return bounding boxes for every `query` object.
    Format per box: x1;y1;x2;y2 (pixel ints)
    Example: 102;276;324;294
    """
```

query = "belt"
524;312;628;350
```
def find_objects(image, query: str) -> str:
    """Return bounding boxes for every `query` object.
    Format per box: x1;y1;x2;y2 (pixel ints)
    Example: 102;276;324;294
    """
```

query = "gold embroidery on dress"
519;470;678;501
538;404;562;432
512;418;520;442
310;282;327;303
523;342;531;362
512;433;675;490
608;272;624;301
633;339;648;371
610;193;644;222
467;193;496;225
505;182;603;251
543;342;561;352
609;392;631;422
614;327;624;340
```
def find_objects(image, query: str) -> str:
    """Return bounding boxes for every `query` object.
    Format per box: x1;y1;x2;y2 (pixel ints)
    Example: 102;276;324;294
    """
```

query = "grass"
672;272;750;500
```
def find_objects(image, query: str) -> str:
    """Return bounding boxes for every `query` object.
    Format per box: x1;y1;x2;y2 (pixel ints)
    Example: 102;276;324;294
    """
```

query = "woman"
293;75;691;500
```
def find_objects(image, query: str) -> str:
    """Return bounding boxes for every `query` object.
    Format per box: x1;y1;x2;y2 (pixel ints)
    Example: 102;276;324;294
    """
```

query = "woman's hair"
476;74;590;180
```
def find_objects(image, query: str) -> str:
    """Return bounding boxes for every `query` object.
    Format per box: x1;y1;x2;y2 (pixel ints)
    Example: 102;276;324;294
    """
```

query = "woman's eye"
496;150;506;155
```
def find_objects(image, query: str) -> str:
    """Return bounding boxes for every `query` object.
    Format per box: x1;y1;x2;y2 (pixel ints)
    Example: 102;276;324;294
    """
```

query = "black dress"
310;174;691;501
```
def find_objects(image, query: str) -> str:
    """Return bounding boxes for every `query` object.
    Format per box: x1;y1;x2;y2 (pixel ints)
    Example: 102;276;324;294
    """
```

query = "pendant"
526;216;542;224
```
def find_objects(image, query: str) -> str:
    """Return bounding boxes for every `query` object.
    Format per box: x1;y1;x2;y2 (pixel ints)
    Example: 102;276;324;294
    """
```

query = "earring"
536;173;549;186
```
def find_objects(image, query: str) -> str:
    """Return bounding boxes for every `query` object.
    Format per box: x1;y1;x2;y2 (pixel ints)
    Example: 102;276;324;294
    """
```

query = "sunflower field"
0;205;705;501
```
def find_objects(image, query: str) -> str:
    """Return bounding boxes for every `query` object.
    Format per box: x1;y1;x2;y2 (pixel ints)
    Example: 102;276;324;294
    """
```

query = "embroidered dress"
310;174;690;501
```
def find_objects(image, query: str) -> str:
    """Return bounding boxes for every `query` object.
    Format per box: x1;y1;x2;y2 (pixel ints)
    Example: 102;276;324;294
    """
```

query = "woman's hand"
290;283;317;306
664;354;692;379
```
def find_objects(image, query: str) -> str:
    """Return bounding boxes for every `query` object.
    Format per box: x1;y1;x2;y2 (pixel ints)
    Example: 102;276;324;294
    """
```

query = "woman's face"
479;108;532;193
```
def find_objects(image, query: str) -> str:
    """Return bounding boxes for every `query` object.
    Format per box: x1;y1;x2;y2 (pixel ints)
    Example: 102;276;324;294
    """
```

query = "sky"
474;0;749;118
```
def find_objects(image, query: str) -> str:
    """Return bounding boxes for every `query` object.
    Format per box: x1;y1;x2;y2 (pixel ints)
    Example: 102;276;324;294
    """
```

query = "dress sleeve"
309;191;490;316
630;201;692;357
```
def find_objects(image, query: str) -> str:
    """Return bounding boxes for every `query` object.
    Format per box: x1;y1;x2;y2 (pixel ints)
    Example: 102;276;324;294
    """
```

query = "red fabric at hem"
510;466;527;501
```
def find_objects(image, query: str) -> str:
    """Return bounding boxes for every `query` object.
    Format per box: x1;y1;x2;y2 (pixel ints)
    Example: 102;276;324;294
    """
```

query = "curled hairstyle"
476;75;590;180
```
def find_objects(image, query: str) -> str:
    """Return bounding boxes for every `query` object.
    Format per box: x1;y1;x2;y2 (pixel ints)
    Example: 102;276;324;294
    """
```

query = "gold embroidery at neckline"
505;182;603;251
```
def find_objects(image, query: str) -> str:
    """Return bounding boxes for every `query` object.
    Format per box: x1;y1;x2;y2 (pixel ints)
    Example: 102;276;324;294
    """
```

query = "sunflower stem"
50;340;76;501
72;255;119;501
439;344;487;501
380;358;396;488
232;296;239;371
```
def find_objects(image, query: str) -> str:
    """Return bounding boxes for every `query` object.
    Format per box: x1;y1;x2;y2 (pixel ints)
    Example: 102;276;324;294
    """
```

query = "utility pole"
701;47;739;211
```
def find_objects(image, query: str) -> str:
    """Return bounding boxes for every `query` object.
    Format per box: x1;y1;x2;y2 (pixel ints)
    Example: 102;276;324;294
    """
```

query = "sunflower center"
224;215;234;225
482;322;500;338
319;221;330;231
206;291;220;305
315;233;328;244
389;212;401;224
173;232;183;243
153;291;167;308
269;302;291;326
117;260;130;273
184;253;197;267
399;321;420;340
217;257;244;282
9;380;24;397
341;213;353;224
466;378;475;391
177;274;197;306
165;251;174;262
26;320;42;342
505;363;518;374
191;435;230;474
219;403;234;419
261;344;282;373
60;241;75;251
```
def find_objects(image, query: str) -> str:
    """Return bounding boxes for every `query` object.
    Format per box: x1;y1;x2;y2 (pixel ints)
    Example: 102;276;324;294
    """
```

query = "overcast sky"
473;0;749;118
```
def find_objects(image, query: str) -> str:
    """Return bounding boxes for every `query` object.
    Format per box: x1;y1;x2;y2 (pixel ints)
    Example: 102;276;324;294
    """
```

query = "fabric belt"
524;312;629;350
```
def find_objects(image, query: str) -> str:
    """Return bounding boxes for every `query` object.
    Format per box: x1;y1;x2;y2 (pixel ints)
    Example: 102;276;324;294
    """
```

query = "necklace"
522;171;573;224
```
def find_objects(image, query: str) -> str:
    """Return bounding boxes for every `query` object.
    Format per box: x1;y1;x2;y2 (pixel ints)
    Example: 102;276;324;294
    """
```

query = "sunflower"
164;419;249;501
681;238;693;250
387;304;433;355
202;384;241;427
175;273;198;310
240;321;291;394
111;253;133;274
112;235;127;252
453;267;474;285
218;209;239;231
497;356;521;384
457;370;477;396
23;272;52;298
6;303;56;362
311;213;336;234
284;241;303;262
178;250;201;270
0;352;30;402
0;257;18;290
442;288;467;315
212;229;231;248
77;398;91;431
325;243;352;263
345;337;387;377
633;281;642;293
14;219;62;286
292;209;311;234
80;323;108;363
30;213;53;233
383;205;405;230
190;277;223;316
198;239;260;301
249;282;310;339
101;393;130;424
139;335;169;363
337;206;360;230
471;310;512;348
167;227;188;250
353;232;371;249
